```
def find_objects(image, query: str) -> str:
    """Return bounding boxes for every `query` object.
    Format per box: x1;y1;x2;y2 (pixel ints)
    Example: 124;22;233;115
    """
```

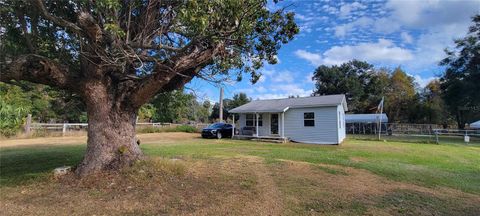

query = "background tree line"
312;61;451;125
0;81;252;136
312;15;479;128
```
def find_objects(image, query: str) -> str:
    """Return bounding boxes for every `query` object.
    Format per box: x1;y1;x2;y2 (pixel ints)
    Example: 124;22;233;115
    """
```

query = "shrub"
136;125;199;134
174;125;198;133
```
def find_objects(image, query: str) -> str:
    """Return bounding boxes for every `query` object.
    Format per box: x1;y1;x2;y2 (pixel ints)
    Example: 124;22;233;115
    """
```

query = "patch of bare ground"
272;159;480;215
0;156;282;216
0;132;199;147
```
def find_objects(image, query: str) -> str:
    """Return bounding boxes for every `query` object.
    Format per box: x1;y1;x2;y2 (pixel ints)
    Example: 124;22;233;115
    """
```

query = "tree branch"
15;8;36;53
0;54;78;91
128;43;223;107
32;0;82;34
127;42;183;52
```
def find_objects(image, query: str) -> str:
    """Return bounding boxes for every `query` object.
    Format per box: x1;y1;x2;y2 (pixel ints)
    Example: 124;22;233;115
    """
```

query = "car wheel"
217;132;222;139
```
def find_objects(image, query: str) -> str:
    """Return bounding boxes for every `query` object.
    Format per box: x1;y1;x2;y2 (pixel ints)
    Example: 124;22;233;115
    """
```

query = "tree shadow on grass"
0;145;86;186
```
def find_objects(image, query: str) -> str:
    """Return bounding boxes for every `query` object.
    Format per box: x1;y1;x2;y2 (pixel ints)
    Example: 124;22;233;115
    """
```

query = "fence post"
62;123;67;136
24;114;32;136
435;130;439;144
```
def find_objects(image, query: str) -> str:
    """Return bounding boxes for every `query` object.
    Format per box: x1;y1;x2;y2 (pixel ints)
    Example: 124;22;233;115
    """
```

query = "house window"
246;114;263;126
304;112;315;127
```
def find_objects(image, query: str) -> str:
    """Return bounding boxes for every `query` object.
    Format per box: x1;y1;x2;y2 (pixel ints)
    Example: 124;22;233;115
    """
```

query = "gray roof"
229;94;347;113
345;114;388;123
471;120;480;129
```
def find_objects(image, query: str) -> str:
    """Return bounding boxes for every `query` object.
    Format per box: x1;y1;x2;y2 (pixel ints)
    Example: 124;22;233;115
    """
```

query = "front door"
271;114;279;135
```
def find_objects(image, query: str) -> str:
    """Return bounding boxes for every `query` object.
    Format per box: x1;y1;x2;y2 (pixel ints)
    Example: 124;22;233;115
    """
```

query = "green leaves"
439;14;480;128
0;84;32;137
105;23;126;39
175;0;298;83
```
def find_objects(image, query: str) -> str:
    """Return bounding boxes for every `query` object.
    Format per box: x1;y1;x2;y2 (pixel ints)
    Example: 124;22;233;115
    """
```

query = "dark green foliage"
149;89;210;123
312;61;453;124
0;83;86;124
210;92;251;121
313;60;374;112
174;125;198;133
0;83;31;136
136;125;198;133
440;14;480;128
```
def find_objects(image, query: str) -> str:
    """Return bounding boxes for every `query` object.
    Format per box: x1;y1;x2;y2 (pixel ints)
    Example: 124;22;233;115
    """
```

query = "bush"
136;125;199;134
174;125;198;133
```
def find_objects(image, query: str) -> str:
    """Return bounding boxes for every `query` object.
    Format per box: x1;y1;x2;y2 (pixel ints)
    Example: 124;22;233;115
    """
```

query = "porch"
230;112;288;143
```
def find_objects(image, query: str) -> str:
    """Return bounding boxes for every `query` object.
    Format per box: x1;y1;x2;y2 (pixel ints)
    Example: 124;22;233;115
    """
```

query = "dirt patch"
0;156;283;216
0;132;200;147
272;159;480;215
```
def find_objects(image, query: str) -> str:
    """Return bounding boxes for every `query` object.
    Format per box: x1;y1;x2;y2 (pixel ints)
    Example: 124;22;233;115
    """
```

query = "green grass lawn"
1;136;479;194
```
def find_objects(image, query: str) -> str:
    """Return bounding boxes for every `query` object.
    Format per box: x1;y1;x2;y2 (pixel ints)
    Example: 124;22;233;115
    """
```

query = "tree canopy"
312;61;453;124
0;0;299;176
440;14;480;128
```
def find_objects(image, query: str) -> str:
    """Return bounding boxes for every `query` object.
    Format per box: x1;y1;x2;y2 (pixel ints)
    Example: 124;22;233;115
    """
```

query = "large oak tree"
0;0;298;176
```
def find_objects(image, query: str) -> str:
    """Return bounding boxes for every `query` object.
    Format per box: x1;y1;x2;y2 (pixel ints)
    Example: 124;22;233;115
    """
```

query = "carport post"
281;112;285;138
256;113;259;137
232;114;235;139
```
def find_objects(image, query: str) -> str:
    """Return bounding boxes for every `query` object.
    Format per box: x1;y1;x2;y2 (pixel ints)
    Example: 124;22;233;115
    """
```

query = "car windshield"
207;123;225;129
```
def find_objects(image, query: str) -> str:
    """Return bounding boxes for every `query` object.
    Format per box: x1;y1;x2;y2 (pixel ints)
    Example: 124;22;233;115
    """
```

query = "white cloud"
295;39;413;66
271;70;295;83
412;75;436;88
305;72;315;84
322;5;338;14
400;32;413;44
334;17;373;37
385;0;478;29
294;50;323;66
406;23;469;70
339;2;367;18
323;39;413;64
253;84;313;99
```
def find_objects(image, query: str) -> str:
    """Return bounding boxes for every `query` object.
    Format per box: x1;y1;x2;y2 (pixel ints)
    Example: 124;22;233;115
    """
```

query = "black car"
201;123;233;139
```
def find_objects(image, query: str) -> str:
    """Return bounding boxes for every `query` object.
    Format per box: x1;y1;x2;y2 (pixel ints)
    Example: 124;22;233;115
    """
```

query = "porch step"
233;135;288;143
251;138;286;143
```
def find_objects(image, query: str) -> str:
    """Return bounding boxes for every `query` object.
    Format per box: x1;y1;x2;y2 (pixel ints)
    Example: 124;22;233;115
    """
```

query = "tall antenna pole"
219;87;224;123
378;96;384;140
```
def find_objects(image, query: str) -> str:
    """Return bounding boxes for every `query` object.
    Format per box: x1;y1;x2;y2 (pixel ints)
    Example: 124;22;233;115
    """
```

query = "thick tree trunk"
75;83;142;177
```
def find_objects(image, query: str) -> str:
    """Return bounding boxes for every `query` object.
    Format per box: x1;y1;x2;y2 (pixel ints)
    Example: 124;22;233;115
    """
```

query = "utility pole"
219;87;224;123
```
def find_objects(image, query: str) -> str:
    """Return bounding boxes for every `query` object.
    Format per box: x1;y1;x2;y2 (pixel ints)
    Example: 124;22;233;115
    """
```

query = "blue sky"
188;0;480;103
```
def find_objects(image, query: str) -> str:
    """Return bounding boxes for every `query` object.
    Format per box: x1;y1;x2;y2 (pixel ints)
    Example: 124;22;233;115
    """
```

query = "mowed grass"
1;133;479;215
1;135;479;193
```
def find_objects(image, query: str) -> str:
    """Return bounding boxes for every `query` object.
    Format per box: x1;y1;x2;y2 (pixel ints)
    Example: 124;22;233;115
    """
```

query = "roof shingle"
229;94;347;113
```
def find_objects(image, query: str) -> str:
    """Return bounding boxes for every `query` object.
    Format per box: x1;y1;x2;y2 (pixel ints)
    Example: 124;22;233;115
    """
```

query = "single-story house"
229;94;348;144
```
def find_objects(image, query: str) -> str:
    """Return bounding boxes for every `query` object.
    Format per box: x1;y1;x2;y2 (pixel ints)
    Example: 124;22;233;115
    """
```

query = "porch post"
281;112;285;138
256;113;259;137
232;114;235;139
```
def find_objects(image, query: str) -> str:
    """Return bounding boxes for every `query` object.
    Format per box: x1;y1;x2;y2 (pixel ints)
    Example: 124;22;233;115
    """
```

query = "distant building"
470;120;480;129
345;114;388;135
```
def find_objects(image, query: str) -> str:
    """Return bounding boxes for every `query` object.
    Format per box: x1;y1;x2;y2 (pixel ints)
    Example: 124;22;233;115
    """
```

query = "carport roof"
229;94;347;113
345;114;388;123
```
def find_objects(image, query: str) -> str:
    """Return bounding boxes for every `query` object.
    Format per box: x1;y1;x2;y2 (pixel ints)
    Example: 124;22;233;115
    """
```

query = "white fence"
27;122;210;135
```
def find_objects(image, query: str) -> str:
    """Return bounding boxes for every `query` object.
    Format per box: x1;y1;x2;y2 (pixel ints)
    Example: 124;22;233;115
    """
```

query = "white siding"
284;107;340;144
